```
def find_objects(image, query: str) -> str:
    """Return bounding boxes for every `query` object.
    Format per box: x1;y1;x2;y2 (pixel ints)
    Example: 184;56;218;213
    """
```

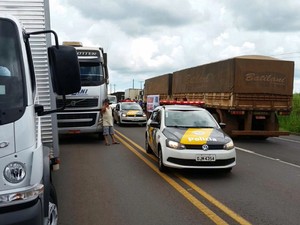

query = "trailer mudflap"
231;130;290;137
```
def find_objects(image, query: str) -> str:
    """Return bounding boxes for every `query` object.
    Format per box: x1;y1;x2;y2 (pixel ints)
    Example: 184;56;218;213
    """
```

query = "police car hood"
162;127;231;145
121;109;143;115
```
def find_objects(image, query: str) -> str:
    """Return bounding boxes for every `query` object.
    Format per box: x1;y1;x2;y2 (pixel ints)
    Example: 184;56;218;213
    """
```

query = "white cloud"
49;0;300;93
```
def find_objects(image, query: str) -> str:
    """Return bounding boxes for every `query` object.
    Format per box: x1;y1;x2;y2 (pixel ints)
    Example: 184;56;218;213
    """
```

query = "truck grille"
57;113;97;127
56;98;98;108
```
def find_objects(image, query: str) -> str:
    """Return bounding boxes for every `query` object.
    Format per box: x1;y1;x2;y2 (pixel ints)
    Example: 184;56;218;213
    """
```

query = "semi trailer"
144;55;294;138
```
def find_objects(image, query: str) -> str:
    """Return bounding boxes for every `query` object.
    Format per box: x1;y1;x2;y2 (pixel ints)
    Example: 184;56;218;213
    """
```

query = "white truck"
0;4;81;225
56;42;109;138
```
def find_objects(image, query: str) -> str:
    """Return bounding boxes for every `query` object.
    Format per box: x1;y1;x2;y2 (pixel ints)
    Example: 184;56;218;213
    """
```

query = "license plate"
195;154;216;161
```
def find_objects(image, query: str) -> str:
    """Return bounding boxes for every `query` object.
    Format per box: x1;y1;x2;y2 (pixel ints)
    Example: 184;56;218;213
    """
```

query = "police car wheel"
118;117;123;126
158;148;167;172
145;136;152;154
222;167;232;173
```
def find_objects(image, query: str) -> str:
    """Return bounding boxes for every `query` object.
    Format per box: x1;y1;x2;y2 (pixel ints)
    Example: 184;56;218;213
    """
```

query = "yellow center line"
115;130;252;225
115;134;229;225
175;174;252;225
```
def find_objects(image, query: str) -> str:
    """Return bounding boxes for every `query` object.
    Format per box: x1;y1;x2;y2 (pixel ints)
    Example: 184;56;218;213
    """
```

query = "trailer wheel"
48;183;58;225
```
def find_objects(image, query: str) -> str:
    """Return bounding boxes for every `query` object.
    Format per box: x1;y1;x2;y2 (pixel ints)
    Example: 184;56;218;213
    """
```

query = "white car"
113;101;147;126
145;105;236;172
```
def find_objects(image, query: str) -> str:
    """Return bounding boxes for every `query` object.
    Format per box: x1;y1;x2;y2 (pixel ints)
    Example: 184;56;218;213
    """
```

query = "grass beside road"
278;93;300;133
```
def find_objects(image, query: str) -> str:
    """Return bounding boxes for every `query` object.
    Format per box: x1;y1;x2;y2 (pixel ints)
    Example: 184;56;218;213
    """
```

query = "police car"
145;104;236;172
113;101;147;126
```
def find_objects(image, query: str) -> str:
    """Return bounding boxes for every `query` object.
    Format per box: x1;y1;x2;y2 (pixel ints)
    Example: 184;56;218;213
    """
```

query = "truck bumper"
231;130;290;137
58;126;103;134
0;197;43;225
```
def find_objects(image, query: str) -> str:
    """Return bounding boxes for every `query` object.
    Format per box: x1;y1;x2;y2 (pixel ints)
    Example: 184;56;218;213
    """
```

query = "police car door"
152;109;162;156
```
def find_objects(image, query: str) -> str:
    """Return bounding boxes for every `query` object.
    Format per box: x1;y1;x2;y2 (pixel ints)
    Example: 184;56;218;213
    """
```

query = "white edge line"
236;147;300;169
274;137;300;144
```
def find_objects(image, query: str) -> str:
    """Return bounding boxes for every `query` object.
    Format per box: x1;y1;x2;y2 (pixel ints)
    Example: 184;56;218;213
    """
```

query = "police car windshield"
165;110;217;128
122;103;141;110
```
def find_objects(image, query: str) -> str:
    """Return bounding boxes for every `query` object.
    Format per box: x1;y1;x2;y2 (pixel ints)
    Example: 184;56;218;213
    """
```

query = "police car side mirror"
150;121;160;128
219;122;226;129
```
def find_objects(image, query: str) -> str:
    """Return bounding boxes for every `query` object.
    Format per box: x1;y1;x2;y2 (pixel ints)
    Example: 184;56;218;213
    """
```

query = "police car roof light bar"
160;100;205;107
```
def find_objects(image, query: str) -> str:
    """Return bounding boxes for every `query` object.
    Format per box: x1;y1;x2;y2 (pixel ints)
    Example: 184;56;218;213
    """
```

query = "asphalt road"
53;127;300;225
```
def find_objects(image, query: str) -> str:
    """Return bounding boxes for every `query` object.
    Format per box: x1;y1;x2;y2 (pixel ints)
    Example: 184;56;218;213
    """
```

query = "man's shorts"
103;126;115;135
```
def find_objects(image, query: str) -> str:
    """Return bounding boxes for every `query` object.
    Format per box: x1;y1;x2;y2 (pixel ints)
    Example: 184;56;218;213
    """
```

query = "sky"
49;0;300;94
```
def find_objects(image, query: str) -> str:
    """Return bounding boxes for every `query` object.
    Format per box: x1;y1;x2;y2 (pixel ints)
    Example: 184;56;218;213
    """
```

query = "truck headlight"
166;139;185;150
223;140;234;150
3;162;26;183
0;184;44;206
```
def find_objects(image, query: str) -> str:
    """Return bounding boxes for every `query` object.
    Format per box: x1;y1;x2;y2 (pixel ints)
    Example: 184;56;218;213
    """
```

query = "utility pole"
139;81;143;89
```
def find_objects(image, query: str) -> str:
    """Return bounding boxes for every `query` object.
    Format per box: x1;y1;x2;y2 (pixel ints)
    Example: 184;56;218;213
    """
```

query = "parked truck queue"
144;55;294;139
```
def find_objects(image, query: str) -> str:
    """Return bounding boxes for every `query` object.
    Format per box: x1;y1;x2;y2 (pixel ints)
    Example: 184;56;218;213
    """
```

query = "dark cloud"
224;0;300;32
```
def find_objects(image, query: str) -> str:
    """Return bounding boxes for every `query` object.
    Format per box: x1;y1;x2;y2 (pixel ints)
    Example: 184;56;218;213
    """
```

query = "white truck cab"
56;42;109;138
0;15;80;225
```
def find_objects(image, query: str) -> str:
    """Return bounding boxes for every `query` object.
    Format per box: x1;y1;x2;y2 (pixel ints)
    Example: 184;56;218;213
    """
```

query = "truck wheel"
98;132;104;140
48;183;58;225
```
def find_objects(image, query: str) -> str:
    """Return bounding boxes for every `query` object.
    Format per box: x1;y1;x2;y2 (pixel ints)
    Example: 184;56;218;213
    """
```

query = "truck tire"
48;183;58;225
98;132;104;140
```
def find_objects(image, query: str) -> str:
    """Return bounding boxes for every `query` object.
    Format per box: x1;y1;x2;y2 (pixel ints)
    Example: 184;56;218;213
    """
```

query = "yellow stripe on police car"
180;128;216;145
126;110;139;116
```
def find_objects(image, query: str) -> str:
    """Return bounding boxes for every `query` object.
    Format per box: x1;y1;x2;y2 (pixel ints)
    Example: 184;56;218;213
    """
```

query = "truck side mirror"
48;45;81;95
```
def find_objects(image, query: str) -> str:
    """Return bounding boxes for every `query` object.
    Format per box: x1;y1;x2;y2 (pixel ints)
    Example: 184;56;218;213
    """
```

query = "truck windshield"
79;62;105;86
0;18;25;125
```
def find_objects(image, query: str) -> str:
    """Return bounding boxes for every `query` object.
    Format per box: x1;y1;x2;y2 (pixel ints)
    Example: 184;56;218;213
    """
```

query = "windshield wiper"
167;125;190;128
